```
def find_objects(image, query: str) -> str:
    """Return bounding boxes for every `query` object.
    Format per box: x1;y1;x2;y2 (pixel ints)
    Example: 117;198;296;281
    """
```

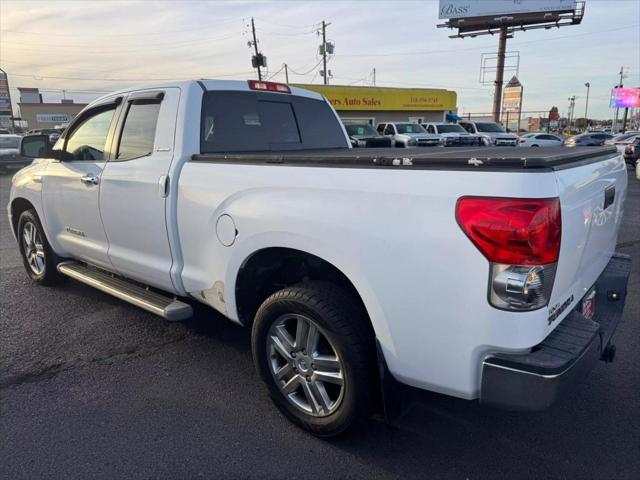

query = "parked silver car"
423;122;479;146
458;120;519;146
0;134;30;172
376;122;440;147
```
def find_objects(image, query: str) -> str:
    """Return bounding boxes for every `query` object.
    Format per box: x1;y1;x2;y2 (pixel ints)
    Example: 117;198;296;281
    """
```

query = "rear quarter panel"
176;162;563;399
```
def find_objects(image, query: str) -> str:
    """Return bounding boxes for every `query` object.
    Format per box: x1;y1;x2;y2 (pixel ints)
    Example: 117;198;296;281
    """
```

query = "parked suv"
376;122;440;147
458;120;519;146
423;122;479;146
0;134;30;172
344;124;392;148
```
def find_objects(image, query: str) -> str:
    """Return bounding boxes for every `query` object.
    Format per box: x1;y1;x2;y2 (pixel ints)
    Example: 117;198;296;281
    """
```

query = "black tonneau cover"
192;146;619;171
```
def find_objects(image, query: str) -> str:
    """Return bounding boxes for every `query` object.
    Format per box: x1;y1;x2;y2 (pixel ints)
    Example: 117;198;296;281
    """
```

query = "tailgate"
549;152;627;318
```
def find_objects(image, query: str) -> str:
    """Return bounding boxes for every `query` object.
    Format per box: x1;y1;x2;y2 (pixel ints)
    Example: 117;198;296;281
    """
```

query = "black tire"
17;209;63;285
251;281;375;437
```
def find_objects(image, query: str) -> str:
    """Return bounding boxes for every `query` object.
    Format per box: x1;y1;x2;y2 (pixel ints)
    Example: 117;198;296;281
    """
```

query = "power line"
9;86;110;94
267;65;285;80
253;18;321;30
256;26;318;37
1;32;241;53
287;58;324;77
337;25;639;58
330;76;489;92
5;71;257;82
0;17;244;37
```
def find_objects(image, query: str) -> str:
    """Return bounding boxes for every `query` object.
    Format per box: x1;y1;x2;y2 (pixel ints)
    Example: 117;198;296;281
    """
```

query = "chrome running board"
57;261;193;321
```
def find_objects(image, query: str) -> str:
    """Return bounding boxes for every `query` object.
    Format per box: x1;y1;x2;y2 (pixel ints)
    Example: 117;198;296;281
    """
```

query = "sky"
1;0;639;120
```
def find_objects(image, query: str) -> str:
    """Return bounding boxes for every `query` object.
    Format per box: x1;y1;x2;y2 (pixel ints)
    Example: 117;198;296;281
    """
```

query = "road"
1;170;639;480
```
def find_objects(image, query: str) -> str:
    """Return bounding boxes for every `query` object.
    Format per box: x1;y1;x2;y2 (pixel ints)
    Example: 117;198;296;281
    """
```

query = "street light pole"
584;82;590;129
567;96;575;132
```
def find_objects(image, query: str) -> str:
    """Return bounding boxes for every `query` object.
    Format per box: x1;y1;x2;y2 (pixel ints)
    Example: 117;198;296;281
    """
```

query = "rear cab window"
200;91;347;153
117;101;161;160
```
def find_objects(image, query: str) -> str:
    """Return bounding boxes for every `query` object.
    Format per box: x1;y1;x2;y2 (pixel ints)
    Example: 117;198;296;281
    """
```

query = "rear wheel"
252;281;375;437
531;144;539;147
17;209;62;285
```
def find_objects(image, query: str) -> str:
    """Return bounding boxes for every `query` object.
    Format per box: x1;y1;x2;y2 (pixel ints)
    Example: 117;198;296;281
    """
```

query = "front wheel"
17;209;62;285
251;282;375;437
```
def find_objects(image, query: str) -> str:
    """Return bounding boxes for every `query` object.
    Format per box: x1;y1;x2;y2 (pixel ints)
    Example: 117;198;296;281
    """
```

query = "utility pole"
321;21;330;85
584;82;590;128
372;68;376;86
613;66;626;133
284;63;289;84
492;26;508;123
250;17;262;81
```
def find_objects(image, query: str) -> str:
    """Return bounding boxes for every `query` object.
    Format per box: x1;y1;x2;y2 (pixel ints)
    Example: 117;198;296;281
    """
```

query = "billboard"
502;76;523;113
0;71;12;118
610;87;640;109
295;85;457;111
438;0;576;19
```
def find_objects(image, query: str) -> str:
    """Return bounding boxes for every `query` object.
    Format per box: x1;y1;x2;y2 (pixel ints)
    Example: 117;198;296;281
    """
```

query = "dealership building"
296;84;457;125
17;87;87;131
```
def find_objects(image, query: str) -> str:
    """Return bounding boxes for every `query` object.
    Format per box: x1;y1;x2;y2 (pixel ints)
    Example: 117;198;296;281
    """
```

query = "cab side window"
460;123;474;133
384;124;395;135
377;124;386;134
426;125;435;134
116;101;161;160
64;108;116;161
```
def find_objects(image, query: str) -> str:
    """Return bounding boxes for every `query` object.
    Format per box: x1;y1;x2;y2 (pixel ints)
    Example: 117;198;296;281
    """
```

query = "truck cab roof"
87;79;325;110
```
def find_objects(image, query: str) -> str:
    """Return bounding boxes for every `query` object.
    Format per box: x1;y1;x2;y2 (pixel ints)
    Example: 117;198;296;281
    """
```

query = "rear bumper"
480;253;632;411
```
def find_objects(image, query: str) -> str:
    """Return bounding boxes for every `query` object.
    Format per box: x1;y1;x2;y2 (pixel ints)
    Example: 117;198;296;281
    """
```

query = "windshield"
0;137;20;149
345;125;378;137
396;123;426;134
437;124;466;133
200;91;348;153
475;122;506;133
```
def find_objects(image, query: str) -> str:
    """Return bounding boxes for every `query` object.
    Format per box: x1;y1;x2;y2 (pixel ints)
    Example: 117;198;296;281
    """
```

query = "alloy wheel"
22;221;45;275
267;314;345;417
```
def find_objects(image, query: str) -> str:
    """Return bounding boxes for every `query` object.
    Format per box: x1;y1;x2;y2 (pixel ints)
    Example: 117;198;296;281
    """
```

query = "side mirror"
20;134;51;159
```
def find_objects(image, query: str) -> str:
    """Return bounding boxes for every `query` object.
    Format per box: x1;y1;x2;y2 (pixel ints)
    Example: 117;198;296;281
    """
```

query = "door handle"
80;175;99;186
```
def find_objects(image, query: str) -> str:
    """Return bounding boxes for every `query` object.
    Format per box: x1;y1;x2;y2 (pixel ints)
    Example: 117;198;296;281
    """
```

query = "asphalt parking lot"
1;170;639;480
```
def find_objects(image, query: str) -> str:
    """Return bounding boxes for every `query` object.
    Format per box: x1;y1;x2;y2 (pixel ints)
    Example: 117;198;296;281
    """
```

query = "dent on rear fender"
198;280;228;316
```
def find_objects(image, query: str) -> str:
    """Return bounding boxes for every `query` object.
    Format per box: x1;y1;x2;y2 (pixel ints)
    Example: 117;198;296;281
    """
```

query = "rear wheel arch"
234;247;373;335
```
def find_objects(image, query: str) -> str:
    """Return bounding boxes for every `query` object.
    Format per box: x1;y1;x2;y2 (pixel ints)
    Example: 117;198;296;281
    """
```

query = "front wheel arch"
10;197;36;238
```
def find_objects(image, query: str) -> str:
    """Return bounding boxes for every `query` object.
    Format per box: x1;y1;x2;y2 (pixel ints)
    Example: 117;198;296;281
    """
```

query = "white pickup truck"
9;80;632;436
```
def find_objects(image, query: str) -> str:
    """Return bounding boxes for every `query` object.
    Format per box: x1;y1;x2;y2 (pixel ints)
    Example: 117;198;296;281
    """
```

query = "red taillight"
248;80;291;93
456;197;561;265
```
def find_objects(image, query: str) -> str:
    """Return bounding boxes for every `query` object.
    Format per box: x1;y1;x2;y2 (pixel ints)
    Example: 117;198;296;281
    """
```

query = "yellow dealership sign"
295;84;457;111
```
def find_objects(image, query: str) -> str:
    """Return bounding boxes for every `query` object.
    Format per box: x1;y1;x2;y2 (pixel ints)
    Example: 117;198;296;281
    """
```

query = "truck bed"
193;146;618;171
